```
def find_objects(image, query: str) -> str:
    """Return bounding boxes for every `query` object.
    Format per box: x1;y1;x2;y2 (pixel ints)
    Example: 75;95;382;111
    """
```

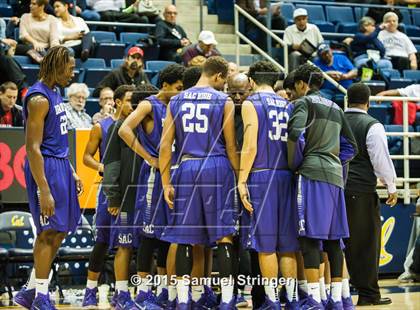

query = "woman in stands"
347;16;393;70
16;0;60;63
378;12;418;71
54;0;95;62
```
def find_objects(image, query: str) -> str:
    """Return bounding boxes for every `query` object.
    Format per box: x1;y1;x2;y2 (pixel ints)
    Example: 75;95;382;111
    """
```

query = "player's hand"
292;44;301;51
73;173;84;196
164;184;175;209
148;156;159;169
238;183;253;214
39;189;55;217
108;207;120;216
386;192;398;207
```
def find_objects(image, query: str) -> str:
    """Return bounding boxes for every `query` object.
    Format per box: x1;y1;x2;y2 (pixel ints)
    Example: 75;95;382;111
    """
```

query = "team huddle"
16;45;388;310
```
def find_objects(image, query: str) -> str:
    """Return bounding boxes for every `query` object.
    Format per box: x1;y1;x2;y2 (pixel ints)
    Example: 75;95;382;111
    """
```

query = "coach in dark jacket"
0;82;23;127
344;83;397;306
156;4;190;62
93;47;150;97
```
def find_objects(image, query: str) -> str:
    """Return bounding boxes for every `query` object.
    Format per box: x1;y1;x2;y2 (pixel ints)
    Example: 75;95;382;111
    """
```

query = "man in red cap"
93;46;150;97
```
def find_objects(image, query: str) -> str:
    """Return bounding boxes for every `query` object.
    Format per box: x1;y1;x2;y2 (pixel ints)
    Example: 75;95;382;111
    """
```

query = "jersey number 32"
268;110;288;142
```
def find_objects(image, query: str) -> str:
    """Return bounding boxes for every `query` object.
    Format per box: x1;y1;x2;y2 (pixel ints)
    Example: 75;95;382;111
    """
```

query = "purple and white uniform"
134;96;170;239
240;92;299;253
161;86;238;245
95;117;114;244
23;81;81;235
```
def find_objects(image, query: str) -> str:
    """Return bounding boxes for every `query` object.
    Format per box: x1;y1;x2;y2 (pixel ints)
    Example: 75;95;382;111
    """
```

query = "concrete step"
218;44;251;54
177;14;218;24
181;22;234;33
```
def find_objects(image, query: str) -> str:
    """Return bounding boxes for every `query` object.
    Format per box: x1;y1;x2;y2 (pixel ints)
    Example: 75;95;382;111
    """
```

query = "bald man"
156;4;191;61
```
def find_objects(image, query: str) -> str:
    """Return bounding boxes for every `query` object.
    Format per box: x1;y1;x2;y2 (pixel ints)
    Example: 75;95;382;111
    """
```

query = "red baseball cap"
127;46;144;57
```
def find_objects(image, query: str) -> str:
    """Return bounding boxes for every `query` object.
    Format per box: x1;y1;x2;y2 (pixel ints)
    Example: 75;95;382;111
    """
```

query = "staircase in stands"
153;0;254;62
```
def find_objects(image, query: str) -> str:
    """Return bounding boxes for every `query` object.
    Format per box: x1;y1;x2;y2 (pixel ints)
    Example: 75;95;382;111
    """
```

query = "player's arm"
159;104;176;209
339;116;358;165
238;100;258;213
83;123;103;172
118;100;158;168
287;99;309;172
223;98;239;175
376;89;401;97
25;95;55;216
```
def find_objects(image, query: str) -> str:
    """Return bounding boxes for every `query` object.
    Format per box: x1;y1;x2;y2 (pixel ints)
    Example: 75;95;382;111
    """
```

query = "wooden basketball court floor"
0;279;418;309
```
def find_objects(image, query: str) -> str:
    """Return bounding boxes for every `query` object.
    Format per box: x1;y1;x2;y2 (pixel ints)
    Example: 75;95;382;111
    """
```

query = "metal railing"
277;0;420;11
234;4;288;72
368;96;420;204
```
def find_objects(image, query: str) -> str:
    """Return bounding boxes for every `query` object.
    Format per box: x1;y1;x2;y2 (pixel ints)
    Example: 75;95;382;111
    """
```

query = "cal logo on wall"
11;215;25;227
380;217;395;267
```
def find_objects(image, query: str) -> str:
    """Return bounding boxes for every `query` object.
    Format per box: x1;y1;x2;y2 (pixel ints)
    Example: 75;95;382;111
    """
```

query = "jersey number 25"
182;103;209;133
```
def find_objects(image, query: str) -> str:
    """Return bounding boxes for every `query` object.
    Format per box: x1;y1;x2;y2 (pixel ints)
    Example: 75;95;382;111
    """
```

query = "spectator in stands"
378;84;420;97
346;17;393;70
124;0;161;25
92;87;115;124
66;82;92;129
54;0;94;61
0;18;17;56
236;0;285;51
16;0;59;63
155;4;190;62
0;82;22;127
75;0;101;21
314;43;358;105
366;0;403;25
228;62;240;78
378;12;418;71
86;0;147;28
182;30;221;66
284;8;324;71
93;46;150;97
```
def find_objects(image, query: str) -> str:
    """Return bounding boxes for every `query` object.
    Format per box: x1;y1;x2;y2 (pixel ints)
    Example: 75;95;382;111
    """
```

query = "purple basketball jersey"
137;95;167;157
98;116;115;161
23;81;69;158
248;92;293;170
170;86;228;160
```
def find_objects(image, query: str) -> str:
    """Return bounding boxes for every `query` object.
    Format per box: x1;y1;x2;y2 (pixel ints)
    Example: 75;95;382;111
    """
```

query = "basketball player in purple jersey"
287;64;357;310
14;46;82;310
159;56;239;309
238;61;299;310
118;64;185;309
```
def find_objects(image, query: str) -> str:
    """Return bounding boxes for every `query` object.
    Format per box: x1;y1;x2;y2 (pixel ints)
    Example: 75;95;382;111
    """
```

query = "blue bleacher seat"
13;27;19;41
381;68;401;79
91;31;117;43
403;70;420;81
297;4;326;22
215;0;234;24
0;5;13;17
314;22;336;33
95;43;125;65
280;2;295;24
111;59;124;68
384;125;415;155
368;104;392;125
75;58;106;69
405;25;420;37
326;6;355;24
120;32;149;44
145;60;176;72
141;45;160;62
82;68;111;88
21;66;39;85
389;78;413;89
413;10;420;26
14;55;32;65
85;98;100;117
400;9;412;25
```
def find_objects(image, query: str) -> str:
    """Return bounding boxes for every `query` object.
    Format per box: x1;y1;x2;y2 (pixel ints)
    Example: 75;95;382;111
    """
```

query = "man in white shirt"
284;8;324;71
378;84;420;98
86;0;147;25
344;82;396;306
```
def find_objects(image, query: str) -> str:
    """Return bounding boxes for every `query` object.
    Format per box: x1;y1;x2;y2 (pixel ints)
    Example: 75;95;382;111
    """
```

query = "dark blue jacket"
351;28;386;58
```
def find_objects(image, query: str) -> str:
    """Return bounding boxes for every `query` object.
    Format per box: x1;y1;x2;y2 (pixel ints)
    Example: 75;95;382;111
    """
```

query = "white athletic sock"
331;282;342;302
285;278;298;302
176;278;190;303
191;285;204;302
342;279;350;298
319;277;327;302
26;269;36;290
264;280;278;302
156;275;167;296
326;283;331;296
221;277;234;303
35;278;49;296
115;280;128;293
298;280;308;294
168;285;177;302
86;279;98;289
308;282;321;303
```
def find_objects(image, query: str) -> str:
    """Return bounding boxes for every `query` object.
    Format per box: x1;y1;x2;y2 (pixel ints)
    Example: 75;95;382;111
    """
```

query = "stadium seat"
95;43;125;65
296;4;326;22
145;60;176;71
13;55;32;65
141;45;160;62
75;58;106;69
381;68;401;79
85;98;101;116
368;104;392;124
91;31;117;43
120;32;149;44
388;78;413;89
111;59;124;68
0;4;13;17
82;68;111;88
0;247;11;299
405;25;420;37
22;66;40;85
403;70;420;81
280;2;295;24
315;22;337;33
326;6;355;24
13;27;19;41
413;10;420;26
